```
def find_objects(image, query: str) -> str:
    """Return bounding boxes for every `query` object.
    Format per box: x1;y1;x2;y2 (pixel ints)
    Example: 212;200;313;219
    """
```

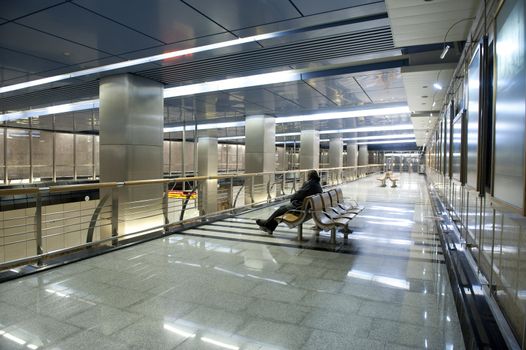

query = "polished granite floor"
0;173;464;349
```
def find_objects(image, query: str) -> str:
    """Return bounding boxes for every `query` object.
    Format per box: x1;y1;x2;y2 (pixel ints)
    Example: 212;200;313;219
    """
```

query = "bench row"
278;187;363;243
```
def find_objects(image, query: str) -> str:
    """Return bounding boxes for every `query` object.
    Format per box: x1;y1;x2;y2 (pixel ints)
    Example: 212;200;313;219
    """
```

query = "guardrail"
0;164;381;271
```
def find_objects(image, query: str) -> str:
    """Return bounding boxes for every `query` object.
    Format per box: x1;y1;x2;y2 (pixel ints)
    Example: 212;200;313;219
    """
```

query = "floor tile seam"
221;221;443;245
190;225;295;240
206;222;320;235
64;306;143;336
236;315;315;349
191;225;445;253
186;229;442;256
195;221;441;249
178;230;447;264
38;325;87;350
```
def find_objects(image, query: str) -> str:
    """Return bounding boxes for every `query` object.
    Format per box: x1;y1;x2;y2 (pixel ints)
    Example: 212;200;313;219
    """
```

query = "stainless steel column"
244;115;275;203
99;74;164;238
358;145;369;176
299;129;320;170
197;136;218;214
358;145;369;166
347;143;358;179
329;137;343;184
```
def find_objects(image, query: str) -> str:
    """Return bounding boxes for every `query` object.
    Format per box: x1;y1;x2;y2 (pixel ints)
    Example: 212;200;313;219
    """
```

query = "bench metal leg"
330;227;336;244
297;224;303;241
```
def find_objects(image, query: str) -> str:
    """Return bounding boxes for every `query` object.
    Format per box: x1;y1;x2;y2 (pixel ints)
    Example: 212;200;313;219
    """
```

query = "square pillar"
245;115;275;203
99;74;164;237
197;136;218;214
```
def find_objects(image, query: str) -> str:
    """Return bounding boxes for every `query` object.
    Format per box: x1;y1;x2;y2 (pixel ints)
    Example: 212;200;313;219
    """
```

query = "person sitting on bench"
256;170;322;234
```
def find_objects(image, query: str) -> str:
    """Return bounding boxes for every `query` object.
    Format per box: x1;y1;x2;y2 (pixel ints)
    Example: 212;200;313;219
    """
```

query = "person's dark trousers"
262;203;296;231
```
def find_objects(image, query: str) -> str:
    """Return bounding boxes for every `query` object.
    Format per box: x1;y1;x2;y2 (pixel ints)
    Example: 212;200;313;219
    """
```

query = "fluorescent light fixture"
217;135;245;141
0;99;99;122
201;337;239;350
321;124;414;134
164;121;245;133
433;83;442;90
275;105;410;123
345;133;415;141
0;32;281;94
440;45;450;59
356;139;416;145
164;70;300;98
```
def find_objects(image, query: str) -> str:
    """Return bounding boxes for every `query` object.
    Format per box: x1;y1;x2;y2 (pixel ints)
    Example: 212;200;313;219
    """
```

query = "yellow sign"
168;191;196;199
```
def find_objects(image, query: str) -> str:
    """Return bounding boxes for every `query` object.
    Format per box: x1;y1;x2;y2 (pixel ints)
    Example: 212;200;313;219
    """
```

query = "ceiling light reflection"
201;337;239;350
347;270;410;290
163;324;196;338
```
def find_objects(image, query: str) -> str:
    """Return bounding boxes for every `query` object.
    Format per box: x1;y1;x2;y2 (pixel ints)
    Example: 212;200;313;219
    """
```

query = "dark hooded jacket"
290;176;322;207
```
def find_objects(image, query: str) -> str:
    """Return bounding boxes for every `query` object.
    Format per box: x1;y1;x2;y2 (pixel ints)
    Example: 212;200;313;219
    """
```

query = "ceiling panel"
0;68;31;84
184;0;301;31
354;69;404;91
0;0;65;20
17;3;163;55
386;0;479;47
292;0;381;16
367;88;406;104
411;114;439;146
72;0;227;44
0;47;66;77
119;32;243;61
0;22;110;67
264;81;336;110
401;64;455;112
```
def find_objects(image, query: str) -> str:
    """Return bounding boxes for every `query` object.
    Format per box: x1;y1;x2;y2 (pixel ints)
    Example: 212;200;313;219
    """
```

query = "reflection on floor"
0;173;464;349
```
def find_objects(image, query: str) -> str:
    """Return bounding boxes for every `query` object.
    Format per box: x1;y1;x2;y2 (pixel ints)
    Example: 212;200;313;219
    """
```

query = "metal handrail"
0;164;383;271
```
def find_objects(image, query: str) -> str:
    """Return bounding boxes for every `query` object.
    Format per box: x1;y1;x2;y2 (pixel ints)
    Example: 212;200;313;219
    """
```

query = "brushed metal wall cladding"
137;27;394;85
0;81;99;112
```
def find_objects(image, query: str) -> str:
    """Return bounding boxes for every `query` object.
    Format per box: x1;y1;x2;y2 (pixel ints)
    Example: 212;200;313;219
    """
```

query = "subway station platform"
0;174;464;350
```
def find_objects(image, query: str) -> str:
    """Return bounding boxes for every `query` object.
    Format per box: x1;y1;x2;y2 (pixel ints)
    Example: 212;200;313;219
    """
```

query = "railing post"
111;187;119;246
250;175;255;203
228;177;234;208
163;183;169;230
292;172;296;193
281;174;285;195
266;177;272;202
35;191;43;266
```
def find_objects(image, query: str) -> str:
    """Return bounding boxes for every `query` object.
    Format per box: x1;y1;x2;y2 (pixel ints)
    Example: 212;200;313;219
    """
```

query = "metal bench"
308;194;351;244
276;195;315;241
332;188;364;213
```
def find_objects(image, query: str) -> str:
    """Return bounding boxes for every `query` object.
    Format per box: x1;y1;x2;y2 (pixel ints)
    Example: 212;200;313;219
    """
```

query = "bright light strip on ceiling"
164;121;245;133
217;128;414;141
275;106;410;123
356;139;416;145
166;110;412;134
0;33;280;94
0;99;99;122
320;124;414;134
346;133;415;141
163;70;300;98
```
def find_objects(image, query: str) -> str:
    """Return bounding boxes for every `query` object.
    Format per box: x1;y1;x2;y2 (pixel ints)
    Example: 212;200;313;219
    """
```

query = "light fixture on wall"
440;45;450;59
439;17;475;60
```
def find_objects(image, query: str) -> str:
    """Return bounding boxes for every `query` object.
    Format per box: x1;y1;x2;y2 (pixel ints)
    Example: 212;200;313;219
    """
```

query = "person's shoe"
256;219;265;226
259;226;273;235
